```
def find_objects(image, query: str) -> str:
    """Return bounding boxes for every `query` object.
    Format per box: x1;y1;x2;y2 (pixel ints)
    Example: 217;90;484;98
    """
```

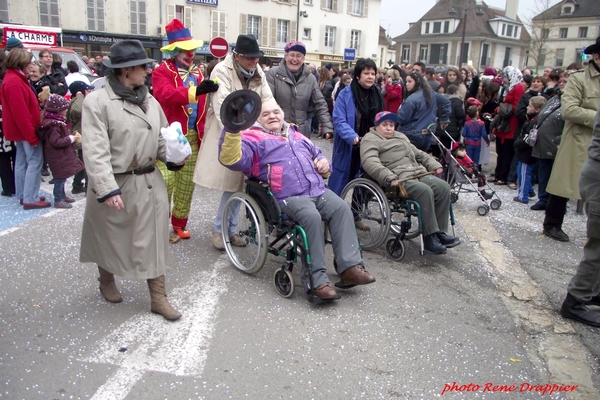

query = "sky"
380;0;563;39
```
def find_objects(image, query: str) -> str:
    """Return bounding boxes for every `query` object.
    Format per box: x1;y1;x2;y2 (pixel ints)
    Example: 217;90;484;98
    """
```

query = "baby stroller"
431;128;502;216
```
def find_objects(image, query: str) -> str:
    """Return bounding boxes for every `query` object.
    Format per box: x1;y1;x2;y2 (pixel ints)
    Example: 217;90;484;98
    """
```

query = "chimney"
505;0;518;21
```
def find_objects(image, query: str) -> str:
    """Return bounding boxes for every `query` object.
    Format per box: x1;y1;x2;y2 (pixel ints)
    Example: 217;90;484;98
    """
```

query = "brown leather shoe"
314;282;341;300
354;220;371;231
337;265;376;288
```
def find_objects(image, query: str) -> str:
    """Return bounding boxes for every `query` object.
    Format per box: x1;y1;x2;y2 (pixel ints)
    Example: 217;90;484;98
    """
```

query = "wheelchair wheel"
389;201;421;240
490;199;502;210
450;192;459;204
273;268;295;298
477;205;490;216
340;178;391;251
222;192;268;274
385;238;405;261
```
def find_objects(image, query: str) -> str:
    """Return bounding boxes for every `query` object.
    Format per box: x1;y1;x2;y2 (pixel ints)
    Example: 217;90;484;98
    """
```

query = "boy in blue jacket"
462;106;489;164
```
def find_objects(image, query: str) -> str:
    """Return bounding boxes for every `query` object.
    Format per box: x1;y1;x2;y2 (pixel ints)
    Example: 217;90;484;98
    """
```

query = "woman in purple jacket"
219;99;376;302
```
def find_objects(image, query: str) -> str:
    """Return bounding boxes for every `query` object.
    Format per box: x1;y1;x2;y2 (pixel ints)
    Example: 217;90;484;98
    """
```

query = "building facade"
393;0;530;71
0;0;383;67
530;0;600;70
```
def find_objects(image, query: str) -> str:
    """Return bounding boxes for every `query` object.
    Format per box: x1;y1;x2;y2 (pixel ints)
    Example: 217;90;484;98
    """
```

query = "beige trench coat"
547;65;600;200
193;54;273;192
79;83;170;279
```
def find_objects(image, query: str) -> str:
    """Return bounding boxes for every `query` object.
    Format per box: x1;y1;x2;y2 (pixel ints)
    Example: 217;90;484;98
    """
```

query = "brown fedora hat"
583;36;600;55
104;40;156;68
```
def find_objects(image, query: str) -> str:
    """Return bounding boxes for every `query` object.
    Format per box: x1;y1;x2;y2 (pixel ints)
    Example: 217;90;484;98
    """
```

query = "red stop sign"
209;37;229;58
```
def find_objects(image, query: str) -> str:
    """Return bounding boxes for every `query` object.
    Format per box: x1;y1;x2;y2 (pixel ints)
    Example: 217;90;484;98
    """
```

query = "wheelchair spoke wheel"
273;268;295;298
389;203;421;240
222;192;268;274
340;178;391;251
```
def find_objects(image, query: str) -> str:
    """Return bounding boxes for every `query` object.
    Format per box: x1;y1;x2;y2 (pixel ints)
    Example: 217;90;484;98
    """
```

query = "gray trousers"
279;189;363;291
404;175;451;236
567;158;600;303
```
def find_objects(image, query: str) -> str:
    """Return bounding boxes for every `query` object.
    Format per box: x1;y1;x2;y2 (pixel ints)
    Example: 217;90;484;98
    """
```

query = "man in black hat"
558;37;600;327
193;34;274;250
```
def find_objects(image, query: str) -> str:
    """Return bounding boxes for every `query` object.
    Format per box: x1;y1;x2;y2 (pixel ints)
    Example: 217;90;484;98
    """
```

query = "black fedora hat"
233;35;263;58
104;40;156;68
583;36;600;55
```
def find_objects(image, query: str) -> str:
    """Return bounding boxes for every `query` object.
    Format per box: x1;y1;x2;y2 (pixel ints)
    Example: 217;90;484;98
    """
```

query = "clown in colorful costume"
153;18;219;240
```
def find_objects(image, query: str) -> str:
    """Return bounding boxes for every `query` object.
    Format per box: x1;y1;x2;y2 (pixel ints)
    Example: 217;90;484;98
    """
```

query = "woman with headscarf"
397;71;451;152
80;40;185;321
492;66;524;185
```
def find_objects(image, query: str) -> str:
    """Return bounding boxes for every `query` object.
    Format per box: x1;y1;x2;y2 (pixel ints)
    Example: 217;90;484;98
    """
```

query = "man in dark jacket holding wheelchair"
218;93;376;302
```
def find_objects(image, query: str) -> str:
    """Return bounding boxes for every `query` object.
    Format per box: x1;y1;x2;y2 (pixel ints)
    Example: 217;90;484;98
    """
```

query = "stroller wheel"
450;192;459;204
477;205;490;216
385;238;406;261
490;199;502;210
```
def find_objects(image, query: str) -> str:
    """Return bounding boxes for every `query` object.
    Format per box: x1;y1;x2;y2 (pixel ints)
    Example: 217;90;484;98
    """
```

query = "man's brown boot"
147;275;182;321
98;266;123;303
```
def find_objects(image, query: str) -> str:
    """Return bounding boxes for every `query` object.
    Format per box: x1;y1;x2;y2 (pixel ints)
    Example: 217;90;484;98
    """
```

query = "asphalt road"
0;138;597;399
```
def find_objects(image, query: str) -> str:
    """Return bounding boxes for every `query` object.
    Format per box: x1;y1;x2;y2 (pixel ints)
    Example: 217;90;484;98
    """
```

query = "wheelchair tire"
477;205;490;216
340;178;391;251
385;238;406;261
273;268;295;298
222;192;268;274
490;199;502;210
450;192;459;204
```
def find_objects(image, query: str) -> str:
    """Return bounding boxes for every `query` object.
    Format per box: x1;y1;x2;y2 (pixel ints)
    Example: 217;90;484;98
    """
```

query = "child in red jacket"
37;94;83;208
451;143;493;199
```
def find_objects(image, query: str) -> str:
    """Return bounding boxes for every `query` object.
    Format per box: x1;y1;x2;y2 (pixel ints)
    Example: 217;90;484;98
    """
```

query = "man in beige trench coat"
193;35;273;250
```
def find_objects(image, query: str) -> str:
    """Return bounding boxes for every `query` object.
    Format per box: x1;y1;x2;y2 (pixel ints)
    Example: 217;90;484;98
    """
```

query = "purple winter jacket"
218;124;331;202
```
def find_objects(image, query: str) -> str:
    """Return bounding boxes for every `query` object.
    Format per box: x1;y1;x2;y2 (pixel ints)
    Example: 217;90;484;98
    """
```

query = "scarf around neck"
350;78;384;137
107;71;149;112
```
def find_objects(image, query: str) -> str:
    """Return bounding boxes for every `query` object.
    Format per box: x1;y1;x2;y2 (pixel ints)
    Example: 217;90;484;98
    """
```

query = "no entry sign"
209;37;229;58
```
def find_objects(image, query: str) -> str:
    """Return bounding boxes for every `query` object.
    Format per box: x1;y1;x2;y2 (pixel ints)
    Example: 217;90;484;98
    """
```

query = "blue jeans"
404;132;432;152
213;191;241;238
507;154;519;184
53;178;67;202
14;141;43;204
536;158;553;206
516;161;533;202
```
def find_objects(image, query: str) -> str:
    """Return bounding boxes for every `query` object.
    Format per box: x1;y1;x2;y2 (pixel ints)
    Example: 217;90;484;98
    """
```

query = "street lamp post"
449;0;484;67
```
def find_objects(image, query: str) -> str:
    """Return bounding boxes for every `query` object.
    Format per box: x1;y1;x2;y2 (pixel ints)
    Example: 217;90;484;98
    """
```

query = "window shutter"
363;0;368;17
291;20;297;42
167;4;175;24
50;0;60;27
184;7;192;31
98;0;105;31
347;0;352;14
270;18;277;47
139;1;147;35
261;17;269;45
292;0;298;5
130;0;137;34
87;0;95;30
321;0;325;9
219;11;226;36
211;10;218;37
332;0;338;12
240;14;247;35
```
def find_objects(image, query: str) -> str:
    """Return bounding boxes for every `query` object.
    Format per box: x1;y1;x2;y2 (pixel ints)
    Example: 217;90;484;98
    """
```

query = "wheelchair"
339;177;426;261
221;179;332;302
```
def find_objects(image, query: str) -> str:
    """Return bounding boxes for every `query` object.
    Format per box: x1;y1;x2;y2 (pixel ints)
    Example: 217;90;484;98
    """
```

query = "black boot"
586;295;600;307
437;232;460;248
560;292;600;327
424;234;446;254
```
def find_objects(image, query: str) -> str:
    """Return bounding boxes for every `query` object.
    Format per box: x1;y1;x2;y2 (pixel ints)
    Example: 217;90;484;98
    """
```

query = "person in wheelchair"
219;99;376;301
360;111;460;254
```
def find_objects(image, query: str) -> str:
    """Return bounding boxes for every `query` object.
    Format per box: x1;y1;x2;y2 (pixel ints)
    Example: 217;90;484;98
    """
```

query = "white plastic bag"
160;121;192;164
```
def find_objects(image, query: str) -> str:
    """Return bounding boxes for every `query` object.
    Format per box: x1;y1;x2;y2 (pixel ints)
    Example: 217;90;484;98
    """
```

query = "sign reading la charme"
186;0;218;5
3;27;57;46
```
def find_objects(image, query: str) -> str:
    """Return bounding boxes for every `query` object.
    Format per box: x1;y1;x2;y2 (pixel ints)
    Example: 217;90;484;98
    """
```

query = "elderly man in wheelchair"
360;111;460;254
217;95;376;302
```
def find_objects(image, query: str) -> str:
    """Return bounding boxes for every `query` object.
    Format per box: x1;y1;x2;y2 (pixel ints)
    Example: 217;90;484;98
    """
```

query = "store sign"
186;0;218;5
319;54;344;62
344;48;356;61
262;50;279;57
2;27;57;46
